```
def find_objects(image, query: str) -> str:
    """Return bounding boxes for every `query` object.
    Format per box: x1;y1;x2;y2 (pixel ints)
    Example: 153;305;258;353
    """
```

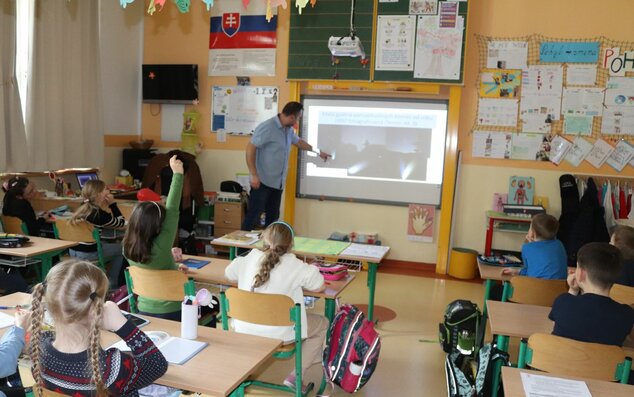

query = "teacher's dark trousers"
242;183;283;231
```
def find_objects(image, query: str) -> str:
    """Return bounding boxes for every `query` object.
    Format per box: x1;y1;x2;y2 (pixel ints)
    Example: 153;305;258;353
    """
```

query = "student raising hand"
169;155;184;174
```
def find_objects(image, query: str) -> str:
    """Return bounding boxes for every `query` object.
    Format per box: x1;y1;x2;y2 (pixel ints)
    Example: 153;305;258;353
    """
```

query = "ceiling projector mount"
328;0;365;59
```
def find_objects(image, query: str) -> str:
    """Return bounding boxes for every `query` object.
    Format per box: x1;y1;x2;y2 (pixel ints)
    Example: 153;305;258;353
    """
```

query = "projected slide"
298;98;448;206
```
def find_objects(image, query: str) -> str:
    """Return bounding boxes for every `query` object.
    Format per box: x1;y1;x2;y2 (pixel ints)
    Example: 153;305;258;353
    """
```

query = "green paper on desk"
292;237;350;255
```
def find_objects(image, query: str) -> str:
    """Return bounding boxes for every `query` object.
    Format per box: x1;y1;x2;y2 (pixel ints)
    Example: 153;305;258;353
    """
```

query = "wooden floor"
18;270;486;396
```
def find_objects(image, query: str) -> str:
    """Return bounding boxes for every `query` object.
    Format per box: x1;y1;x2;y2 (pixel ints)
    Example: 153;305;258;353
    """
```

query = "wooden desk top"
502;367;633;397
0;236;77;257
478;261;514;282
186;255;355;300
487;300;553;338
0;293;281;397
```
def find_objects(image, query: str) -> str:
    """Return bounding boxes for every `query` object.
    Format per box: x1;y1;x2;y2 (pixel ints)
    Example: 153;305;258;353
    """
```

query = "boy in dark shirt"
549;242;634;347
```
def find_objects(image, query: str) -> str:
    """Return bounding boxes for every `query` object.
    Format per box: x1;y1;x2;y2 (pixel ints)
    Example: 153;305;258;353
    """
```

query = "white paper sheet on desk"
0;312;14;328
340;243;389;259
520;372;591;397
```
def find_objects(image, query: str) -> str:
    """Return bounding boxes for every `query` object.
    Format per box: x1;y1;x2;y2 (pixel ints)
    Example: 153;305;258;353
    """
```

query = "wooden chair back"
127;266;188;302
54;220;95;243
526;333;629;382
1;215;26;234
225;288;295;327
610;283;634;305
508;276;568;306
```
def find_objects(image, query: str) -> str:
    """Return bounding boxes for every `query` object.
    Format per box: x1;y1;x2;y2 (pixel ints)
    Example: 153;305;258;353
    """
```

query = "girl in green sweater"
123;155;188;320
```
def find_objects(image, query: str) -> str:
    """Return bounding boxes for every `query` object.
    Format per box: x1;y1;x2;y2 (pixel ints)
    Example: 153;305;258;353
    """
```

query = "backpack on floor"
322;304;381;393
439;300;481;356
445;343;509;397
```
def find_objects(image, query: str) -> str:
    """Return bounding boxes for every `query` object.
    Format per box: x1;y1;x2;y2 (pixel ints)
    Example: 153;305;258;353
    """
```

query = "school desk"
186;255;356;323
0;292;281;397
212;234;389;322
502;367;633;397
0;236;77;280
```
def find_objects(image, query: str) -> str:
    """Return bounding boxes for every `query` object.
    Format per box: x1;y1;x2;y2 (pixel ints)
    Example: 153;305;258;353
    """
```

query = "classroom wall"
451;0;634;255
101;0;634;264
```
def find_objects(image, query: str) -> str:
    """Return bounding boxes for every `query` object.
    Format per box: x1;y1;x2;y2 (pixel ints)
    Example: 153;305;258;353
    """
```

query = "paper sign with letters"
539;42;600;63
486;41;528;70
566;65;597;86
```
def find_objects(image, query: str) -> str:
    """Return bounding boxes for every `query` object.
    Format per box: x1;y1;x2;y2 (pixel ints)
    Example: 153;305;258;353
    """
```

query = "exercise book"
181;258;210;269
110;331;208;365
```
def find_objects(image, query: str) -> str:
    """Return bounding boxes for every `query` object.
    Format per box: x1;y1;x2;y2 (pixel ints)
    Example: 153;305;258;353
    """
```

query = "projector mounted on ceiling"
327;0;365;59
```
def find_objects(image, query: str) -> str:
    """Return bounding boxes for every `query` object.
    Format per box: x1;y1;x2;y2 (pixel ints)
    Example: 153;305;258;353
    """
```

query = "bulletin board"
287;0;469;83
211;86;279;135
471;35;634;172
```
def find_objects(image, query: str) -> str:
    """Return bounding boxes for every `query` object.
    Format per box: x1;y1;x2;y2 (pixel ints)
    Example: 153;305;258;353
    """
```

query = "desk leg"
367;262;378;322
229;247;236;260
37;251;60;281
485;217;494;256
491;334;509;397
501;281;510;302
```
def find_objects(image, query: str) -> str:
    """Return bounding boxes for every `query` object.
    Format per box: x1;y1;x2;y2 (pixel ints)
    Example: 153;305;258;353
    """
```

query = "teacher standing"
242;101;330;231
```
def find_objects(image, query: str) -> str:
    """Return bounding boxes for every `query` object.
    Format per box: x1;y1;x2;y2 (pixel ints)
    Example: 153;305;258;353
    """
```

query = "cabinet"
485;211;531;256
214;201;245;238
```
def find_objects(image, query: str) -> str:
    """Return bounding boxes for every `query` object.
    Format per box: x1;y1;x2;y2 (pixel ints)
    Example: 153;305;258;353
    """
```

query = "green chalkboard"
374;0;468;84
287;0;374;81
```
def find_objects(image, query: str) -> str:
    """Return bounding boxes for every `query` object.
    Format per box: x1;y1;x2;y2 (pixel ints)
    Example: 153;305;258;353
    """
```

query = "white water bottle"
181;303;198;340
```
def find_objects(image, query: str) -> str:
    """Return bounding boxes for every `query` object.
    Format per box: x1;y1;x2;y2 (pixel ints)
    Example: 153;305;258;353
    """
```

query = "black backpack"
445;343;509;397
439;300;481;356
0;234;30;248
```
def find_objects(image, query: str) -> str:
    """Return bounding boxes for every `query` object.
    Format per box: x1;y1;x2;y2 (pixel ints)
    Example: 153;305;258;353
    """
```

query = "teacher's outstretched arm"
295;139;331;161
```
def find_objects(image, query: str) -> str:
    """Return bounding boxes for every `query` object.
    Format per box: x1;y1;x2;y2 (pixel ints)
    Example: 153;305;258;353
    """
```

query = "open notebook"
109;331;207;365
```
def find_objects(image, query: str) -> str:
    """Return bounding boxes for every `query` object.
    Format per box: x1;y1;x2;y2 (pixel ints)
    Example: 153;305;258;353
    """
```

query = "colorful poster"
208;3;277;76
375;15;416;71
565;137;593;167
492;193;507;212
409;0;438;15
535;134;553;161
539;42;600;63
563;115;593;136
486;41;528;70
566;65;597;86
413;15;464;80
472;130;512;159
479;69;521;98
408;204;434;242
211;86;278;134
604;77;634;107
477;98;518;127
508;176;534;205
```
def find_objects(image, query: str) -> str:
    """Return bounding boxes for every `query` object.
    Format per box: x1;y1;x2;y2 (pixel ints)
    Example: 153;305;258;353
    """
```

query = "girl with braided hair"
28;260;167;397
224;221;328;391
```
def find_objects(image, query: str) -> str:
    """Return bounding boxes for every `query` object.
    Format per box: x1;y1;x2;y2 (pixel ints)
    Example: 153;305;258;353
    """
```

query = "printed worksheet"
566;64;597;86
563;115;593;136
521;372;591;397
375;15;416;71
521;114;551;134
519;94;561;121
565;137;594;167
510;133;543;160
522;65;564;96
606;140;634;171
585;139;614;168
604;77;634;107
477;98;519;127
601;107;634;135
486;40;528;70
472;130;512;159
548;135;573;165
561;87;604;116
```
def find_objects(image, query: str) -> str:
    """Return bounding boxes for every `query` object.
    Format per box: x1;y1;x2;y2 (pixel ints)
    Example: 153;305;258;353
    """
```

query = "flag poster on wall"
208;2;277;76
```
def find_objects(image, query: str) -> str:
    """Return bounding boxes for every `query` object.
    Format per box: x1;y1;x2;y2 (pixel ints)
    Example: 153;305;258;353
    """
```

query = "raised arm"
153;156;184;269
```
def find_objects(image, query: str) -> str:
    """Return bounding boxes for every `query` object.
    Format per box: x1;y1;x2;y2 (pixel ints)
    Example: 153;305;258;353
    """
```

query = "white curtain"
25;0;103;170
0;0;29;172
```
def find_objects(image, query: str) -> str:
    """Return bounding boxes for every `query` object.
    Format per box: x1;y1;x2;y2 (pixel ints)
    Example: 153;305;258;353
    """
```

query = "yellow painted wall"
104;0;634;263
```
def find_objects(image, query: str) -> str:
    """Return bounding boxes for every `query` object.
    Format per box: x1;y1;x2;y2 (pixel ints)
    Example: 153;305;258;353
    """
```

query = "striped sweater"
37;321;168;397
71;204;126;253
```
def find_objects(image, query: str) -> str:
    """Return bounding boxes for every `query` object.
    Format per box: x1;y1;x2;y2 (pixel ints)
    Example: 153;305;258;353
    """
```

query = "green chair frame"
220;289;313;397
517;334;632;384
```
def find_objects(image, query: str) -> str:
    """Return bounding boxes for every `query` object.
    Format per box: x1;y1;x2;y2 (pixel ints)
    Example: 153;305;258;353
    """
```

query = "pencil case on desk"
316;263;348;281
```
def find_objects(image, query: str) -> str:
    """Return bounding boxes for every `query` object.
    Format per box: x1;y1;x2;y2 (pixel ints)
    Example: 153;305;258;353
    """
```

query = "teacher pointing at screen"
242;101;330;231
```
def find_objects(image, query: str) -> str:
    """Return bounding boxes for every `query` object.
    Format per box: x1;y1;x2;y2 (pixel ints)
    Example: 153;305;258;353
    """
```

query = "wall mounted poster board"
297;97;448;206
211;86;278;135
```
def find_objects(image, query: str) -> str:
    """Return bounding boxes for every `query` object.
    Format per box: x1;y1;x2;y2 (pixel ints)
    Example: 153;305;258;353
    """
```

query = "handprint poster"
408;204;435;242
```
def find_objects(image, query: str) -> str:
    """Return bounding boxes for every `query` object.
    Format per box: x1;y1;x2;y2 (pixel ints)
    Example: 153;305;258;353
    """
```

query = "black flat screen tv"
142;64;198;104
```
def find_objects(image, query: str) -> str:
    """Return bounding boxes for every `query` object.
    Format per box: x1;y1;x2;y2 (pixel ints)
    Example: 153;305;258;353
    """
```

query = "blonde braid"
253;245;286;289
28;283;46;397
88;301;107;396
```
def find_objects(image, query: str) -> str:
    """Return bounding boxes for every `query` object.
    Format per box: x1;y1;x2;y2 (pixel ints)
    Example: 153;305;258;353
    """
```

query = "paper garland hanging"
120;0;135;8
296;0;309;14
201;0;214;11
174;0;191;13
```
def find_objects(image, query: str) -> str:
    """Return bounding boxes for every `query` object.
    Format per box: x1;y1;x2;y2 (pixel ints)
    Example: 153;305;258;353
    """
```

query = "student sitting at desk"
610;225;634;287
69;180;127;289
0;310;29;397
2;177;53;237
549;242;634;347
225;221;328;392
29;260;168;397
502;213;567;279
